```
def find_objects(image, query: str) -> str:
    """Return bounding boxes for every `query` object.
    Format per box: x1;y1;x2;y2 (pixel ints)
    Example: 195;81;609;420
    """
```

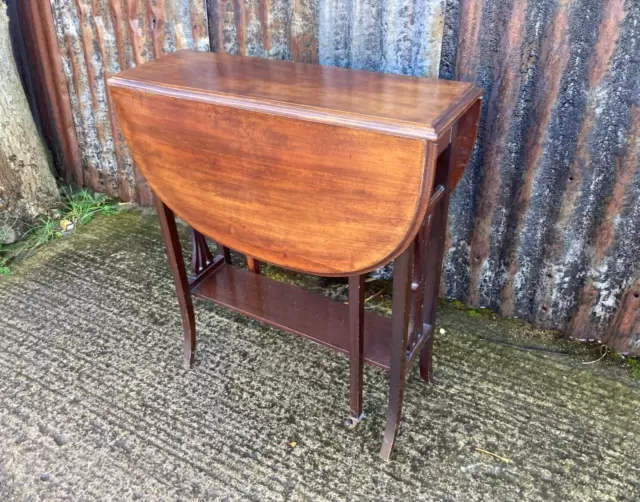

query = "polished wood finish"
154;196;196;370
110;50;480;140
191;265;394;369
190;228;214;275
348;274;366;422
110;85;428;276
246;256;261;274
221;246;232;265
108;50;481;276
450;100;482;190
108;51;482;461
380;246;413;461
420;141;455;383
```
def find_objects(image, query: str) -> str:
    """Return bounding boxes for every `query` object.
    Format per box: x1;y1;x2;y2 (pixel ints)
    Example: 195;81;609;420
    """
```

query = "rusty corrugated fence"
25;0;640;354
440;0;639;353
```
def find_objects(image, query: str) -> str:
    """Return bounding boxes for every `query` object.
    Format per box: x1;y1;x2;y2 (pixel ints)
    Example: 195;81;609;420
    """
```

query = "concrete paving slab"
1;210;639;501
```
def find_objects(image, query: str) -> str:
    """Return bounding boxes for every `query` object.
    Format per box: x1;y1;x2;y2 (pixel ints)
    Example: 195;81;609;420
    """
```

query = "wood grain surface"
110;50;480;140
108;51;482;276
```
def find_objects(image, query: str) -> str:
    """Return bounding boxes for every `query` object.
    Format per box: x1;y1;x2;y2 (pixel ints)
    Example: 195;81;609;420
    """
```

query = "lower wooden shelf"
191;264;393;370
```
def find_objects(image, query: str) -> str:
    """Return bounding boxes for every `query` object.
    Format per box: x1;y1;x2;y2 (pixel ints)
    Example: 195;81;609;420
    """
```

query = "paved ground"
1;210;639;502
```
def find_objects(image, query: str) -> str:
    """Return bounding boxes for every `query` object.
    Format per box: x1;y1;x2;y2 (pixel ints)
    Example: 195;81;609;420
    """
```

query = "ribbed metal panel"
441;0;640;352
207;0;445;74
49;0;209;204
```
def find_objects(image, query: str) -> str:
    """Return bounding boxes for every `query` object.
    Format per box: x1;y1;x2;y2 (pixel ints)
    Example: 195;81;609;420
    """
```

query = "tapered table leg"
345;274;365;429
380;246;413;460
154;194;197;369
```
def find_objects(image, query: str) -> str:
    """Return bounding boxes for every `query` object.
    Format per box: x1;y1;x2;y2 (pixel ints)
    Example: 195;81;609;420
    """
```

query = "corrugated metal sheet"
206;0;444;74
48;0;209;204
41;0;639;354
441;0;640;352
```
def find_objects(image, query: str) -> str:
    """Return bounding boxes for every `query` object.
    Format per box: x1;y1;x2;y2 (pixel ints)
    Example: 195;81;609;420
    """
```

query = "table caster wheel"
344;412;365;430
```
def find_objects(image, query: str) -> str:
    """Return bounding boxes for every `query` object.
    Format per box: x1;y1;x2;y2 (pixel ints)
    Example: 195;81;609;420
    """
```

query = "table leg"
420;142;454;383
246;256;261;274
380;246;413;460
154;194;197;369
345;274;365;429
218;243;260;274
221;246;232;264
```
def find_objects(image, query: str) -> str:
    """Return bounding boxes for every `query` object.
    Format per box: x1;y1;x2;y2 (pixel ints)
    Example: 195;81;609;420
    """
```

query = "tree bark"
0;3;59;244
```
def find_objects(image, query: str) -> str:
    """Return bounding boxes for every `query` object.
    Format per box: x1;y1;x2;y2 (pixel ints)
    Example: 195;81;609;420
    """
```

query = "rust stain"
467;0;527;306
568;107;640;338
124;0;147;65
146;0;167;58
232;0;247;56
258;0;271;52
552;7;630;333
567;281;599;339
593;107;640;264
65;34;100;193
555;0;624;249
290;0;318;63
93;0;130;200
606;281;640;353
189;0;208;49
500;1;572;317
73;0;96;103
109;0;129;70
133;166;154;206
588;0;625;88
92;3;108;58
74;0;106;148
455;0;484;80
291;35;318;64
209;0;225;52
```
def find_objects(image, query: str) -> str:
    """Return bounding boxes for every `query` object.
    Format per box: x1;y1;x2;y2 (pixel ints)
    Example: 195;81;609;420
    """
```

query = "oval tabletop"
108;50;482;276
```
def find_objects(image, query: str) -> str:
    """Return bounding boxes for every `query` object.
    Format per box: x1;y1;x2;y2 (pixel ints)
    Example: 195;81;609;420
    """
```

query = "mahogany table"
108;50;482;460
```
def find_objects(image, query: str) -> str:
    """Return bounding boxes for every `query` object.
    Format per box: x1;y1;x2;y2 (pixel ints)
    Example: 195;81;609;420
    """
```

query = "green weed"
628;357;640;380
61;187;115;225
0;186;118;275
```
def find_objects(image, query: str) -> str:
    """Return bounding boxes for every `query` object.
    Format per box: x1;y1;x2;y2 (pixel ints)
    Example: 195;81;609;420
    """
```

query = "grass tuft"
628;357;640;380
0;186;119;275
61;187;116;225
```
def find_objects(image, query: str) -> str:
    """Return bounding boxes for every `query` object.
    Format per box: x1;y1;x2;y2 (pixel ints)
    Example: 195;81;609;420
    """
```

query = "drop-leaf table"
108;50;482;460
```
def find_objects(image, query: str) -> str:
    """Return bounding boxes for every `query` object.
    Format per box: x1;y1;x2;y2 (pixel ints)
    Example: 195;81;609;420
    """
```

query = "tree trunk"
0;3;58;244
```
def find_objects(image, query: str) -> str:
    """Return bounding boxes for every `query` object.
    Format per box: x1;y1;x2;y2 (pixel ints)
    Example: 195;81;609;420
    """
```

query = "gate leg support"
420;140;454;383
420;199;444;383
345;274;365;429
380;246;413;460
155;194;197;369
191;228;214;275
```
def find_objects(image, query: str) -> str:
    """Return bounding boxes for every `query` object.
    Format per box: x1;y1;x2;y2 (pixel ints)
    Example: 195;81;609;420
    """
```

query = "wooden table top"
108;51;482;275
110;50;480;140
